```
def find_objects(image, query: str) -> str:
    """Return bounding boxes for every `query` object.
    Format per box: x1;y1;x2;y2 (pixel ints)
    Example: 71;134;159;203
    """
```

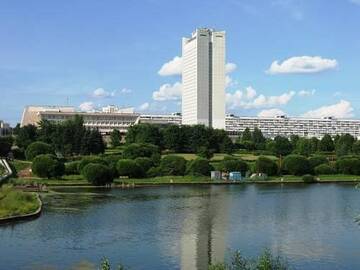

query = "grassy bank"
0;185;40;219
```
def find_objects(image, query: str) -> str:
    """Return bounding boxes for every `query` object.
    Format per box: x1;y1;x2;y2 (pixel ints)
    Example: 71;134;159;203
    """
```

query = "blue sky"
1;0;360;125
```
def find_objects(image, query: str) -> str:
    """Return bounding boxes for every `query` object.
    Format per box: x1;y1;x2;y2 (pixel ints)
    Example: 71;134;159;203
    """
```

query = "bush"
314;164;336;175
12;147;25;160
146;166;161;177
160;155;187;176
308;155;328;171
103;155;123;178
336;157;360;175
283;155;310;176
65;161;80;175
32;154;64;178
253;156;278;176
25;142;54;160
219;159;248;174
135;157;153;173
196;146;214;159
122;143;160;159
82;163;113;185
186;158;214;176
302;174;316;183
78;156;108;174
117;159;144;178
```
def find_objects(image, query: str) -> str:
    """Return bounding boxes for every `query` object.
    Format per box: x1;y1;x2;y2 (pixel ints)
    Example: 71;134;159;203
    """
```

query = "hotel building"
182;28;226;129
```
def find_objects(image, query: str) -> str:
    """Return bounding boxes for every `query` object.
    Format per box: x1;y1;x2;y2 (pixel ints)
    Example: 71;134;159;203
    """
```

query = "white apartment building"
226;115;360;139
139;113;182;125
182;28;226;129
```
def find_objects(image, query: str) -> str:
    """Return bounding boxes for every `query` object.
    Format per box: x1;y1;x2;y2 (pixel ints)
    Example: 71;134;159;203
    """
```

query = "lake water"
1;184;360;270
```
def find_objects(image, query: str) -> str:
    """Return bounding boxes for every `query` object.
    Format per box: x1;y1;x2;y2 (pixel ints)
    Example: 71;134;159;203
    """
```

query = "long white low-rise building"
20;106;360;138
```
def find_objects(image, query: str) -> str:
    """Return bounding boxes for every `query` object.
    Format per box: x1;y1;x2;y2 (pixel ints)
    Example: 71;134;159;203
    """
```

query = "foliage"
110;129;122;148
160;155;187;176
252;127;266;150
31;154;65;178
122;143;160;159
126;124;162;146
253;156;278;176
25;141;54;160
134;157;153;173
267;136;293;157
186;158;214;176
314;164;336;175
336;157;360;175
319;134;334;152
117;159;145;178
283;154;310;176
308;155;328;171
82;163;113;185
15;124;38;149
80;129;105;155
78;156;108;174
65;161;80;175
0;185;40;218
0;136;13;157
335;134;355;157
208;249;289;270
302;174;316;183
196;146;215;159
219;159;248;174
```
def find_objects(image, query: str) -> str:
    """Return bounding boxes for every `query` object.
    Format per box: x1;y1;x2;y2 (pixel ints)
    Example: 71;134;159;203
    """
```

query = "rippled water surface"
1;184;360;270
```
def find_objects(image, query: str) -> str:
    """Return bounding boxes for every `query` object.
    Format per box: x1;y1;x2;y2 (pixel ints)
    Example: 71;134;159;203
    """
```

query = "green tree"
15;124;38;149
134;157;153;173
254;156;278;176
160;155;187;175
290;134;300;149
186;158;214;176
308;155;328;172
314;164;336;175
295;138;312;156
319;134;334;152
162;125;183;152
126;124;162;147
241;128;252;142
335;134;355;157
32;154;64;178
252;127;266;149
283;154;310;176
117;159;144;178
353;141;360;155
25;141;54;160
83;164;113;185
219;159;248;174
270;136;293;157
196;146;214;159
122;143;160;159
78;156;108;173
0;136;13;157
110;129;121;148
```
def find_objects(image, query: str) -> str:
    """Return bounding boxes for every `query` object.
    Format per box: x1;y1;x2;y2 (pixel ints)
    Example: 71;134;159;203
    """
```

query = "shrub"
314;164;336;175
32;154;64;178
117;159;144;178
103;155;123;178
65;161;80;175
135;157;153;173
122;143;159;159
219;159;248;174
253;156;278;176
160;155;187;176
78;156;108;174
186;158;214;176
25;142;54;160
283;155;310;176
302;174;316;183
308;155;328;171
146;166;161;177
336;157;360;175
83;163;113;185
196;146;214;159
12;147;25;160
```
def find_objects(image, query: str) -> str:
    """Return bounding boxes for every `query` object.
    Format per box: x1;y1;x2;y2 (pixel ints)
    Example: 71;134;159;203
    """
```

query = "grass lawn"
10;175;89;186
0;185;40;219
10;159;32;172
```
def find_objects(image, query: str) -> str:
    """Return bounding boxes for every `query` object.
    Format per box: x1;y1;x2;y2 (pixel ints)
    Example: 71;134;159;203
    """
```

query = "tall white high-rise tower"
182;28;226;129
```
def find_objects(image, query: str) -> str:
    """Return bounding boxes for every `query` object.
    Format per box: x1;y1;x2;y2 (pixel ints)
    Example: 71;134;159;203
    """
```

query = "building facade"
0;120;11;136
182;28;226;129
226;115;360;139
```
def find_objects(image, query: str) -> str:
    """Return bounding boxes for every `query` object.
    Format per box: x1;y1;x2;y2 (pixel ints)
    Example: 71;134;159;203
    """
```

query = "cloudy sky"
1;0;360;125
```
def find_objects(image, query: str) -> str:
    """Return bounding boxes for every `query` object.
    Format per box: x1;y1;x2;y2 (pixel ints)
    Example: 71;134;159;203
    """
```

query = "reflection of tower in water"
180;186;229;270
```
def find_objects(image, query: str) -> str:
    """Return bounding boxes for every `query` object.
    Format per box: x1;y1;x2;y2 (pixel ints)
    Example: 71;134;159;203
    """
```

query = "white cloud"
93;88;112;98
120;88;132;94
226;86;295;109
258;108;286;117
298;89;316;97
158;56;183;76
152;82;182;101
225;63;237;73
267;56;338;74
79;101;95;111
225;75;234;88
138;102;150;111
302;100;354;119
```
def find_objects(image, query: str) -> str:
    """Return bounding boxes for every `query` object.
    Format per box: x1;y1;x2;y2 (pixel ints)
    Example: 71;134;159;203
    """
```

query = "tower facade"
182;28;225;129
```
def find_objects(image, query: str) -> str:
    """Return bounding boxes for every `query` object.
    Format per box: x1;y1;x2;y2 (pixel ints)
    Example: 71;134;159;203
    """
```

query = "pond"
1;184;360;269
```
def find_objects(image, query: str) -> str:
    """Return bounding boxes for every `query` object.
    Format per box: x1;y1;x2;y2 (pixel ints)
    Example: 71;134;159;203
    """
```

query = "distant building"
139;113;182;125
226;114;360;139
0;120;11;136
182;28;226;129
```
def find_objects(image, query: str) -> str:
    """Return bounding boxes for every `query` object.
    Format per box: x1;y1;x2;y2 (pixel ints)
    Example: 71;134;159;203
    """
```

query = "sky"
1;0;360;125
